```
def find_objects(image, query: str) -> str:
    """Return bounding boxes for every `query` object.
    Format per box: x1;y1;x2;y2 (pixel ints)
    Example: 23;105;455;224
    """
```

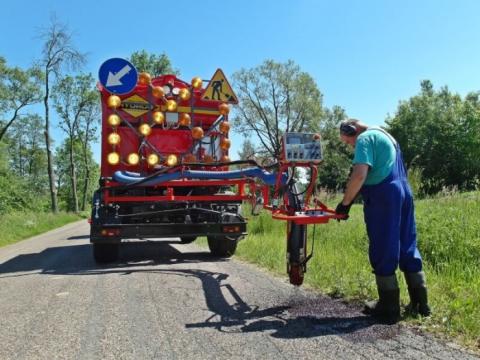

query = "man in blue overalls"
336;119;431;323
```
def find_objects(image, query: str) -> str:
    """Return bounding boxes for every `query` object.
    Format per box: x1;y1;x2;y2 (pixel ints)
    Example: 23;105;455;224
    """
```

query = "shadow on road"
0;236;395;341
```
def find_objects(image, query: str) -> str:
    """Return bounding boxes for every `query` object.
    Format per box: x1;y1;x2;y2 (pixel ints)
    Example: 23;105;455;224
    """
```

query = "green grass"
200;191;480;350
0;211;86;247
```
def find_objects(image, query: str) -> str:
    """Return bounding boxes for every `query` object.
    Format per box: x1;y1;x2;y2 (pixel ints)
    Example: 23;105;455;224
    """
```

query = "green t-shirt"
353;128;396;185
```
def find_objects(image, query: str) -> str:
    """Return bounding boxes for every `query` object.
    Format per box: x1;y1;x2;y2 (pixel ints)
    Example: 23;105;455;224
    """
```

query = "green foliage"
386;81;480;194
128;50;178;77
232;60;324;158
317;106;352;190
0;211;84;247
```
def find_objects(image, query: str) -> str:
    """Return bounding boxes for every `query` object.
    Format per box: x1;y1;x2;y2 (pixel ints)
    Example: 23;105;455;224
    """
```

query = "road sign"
201;69;238;104
98;58;138;95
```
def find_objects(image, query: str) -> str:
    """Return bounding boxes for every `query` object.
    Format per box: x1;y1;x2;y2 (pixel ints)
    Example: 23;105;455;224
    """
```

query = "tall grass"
201;191;480;349
0;211;86;247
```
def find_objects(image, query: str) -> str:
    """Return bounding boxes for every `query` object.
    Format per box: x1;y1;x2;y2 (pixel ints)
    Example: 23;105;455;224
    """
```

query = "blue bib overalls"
360;134;423;276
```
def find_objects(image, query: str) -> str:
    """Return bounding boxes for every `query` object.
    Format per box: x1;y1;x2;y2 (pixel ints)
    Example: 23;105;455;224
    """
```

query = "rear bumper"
90;221;247;243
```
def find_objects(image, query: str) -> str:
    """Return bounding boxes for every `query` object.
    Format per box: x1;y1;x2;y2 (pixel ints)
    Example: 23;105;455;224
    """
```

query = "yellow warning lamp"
220;138;231;150
147;153;159;166
178;113;191;127
218;103;230;116
107;133;121;145
219;121;230;134
138;72;151;86
166;99;177;112
178;88;191;101
108;114;121;127
152;111;165;125
191;77;202;89
127;153;140;165
203;154;214;163
107;152;120;165
139;123;152;136
191;126;204;140
166;154;178;167
152;86;165;99
220;155;231;163
183;153;197;164
107;95;121;109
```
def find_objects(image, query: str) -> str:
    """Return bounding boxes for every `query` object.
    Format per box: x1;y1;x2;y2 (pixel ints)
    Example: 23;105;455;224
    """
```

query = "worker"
336;119;431;324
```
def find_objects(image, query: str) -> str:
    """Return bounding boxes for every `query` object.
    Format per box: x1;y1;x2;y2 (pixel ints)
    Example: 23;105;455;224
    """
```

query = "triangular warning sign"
201;69;238;104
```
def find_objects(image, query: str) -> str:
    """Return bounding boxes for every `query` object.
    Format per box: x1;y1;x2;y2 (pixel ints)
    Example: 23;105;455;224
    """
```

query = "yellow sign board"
201;69;238;104
121;94;152;118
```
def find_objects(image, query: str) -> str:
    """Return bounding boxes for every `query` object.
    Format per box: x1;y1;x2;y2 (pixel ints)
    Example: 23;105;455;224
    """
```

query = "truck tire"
180;236;197;244
207;236;238;258
93;243;119;263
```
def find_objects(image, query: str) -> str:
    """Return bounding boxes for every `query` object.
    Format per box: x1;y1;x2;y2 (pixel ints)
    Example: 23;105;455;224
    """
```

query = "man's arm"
341;164;369;205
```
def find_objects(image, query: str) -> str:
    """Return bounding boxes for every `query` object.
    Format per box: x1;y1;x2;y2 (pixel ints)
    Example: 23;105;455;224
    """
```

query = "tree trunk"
69;138;79;213
44;72;58;213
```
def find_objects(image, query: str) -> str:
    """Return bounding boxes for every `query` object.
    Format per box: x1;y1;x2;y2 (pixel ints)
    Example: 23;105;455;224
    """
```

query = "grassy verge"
199;191;480;350
0;211;87;247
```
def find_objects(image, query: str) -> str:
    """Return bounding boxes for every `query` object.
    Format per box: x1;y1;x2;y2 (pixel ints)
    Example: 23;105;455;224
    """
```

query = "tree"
0;57;43;141
128;50;178;77
386;80;480;193
238;138;257;161
52;74;97;213
37;15;86;212
317;106;353;191
232;60;324;159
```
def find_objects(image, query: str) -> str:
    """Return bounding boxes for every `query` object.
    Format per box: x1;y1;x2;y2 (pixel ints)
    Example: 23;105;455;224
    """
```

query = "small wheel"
207;236;238;258
288;264;304;286
93;243;119;263
180;236;197;244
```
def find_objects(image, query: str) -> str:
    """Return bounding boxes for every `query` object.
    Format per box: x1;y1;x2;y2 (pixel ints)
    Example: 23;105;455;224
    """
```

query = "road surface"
0;220;477;360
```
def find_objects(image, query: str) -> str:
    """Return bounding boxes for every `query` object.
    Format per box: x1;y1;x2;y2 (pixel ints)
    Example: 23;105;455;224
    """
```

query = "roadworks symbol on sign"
201;69;238;104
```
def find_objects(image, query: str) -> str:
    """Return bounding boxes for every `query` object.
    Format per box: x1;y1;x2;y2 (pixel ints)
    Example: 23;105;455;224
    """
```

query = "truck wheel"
180;236;197;244
93;243;119;263
207;236;238;258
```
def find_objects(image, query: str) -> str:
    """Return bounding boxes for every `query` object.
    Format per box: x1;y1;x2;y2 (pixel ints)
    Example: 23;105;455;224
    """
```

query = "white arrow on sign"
106;65;132;87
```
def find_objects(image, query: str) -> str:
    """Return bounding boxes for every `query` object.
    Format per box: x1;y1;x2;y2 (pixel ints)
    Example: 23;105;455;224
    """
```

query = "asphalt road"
0;220;477;360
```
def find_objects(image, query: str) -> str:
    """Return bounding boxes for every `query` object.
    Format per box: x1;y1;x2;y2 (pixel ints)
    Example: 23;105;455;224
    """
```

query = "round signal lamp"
220;155;231;163
107;152;120;165
203;154;214;163
166;99;177;112
219;121;230;134
178;113;191;127
183;153;197;163
147;153;159;166
218;103;230;116
178;88;191;101
191;77;202;89
220;138;231;150
138;72;151;85
191;126;204;140
152;111;165;125
166;154;178;167
152;86;165;98
127;153;140;165
139;123;152;136
107;95;121;109
107;114;121;127
107;132;121;145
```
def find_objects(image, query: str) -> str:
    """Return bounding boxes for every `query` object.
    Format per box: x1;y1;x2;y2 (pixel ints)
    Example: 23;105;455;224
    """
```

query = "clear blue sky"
1;0;479;161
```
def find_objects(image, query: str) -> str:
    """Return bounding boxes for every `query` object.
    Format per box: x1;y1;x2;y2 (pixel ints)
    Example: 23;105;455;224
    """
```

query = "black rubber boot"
363;274;401;324
404;271;431;317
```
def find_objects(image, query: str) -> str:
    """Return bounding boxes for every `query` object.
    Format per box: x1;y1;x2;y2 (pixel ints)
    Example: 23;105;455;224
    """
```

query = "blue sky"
1;0;479;160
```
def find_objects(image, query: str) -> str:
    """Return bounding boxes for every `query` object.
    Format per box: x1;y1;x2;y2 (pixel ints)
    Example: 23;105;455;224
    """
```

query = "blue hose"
113;167;284;186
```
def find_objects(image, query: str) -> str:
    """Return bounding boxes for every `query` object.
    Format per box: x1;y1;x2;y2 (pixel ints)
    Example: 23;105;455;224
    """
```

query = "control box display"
282;133;323;163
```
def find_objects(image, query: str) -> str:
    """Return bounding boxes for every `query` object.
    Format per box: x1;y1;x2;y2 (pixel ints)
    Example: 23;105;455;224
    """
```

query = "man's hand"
335;202;352;221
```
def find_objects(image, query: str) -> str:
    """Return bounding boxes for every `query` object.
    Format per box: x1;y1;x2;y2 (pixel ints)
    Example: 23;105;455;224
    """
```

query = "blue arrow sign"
98;58;138;95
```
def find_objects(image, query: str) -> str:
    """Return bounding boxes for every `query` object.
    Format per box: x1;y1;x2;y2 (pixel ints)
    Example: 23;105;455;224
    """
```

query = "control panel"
282;132;323;163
